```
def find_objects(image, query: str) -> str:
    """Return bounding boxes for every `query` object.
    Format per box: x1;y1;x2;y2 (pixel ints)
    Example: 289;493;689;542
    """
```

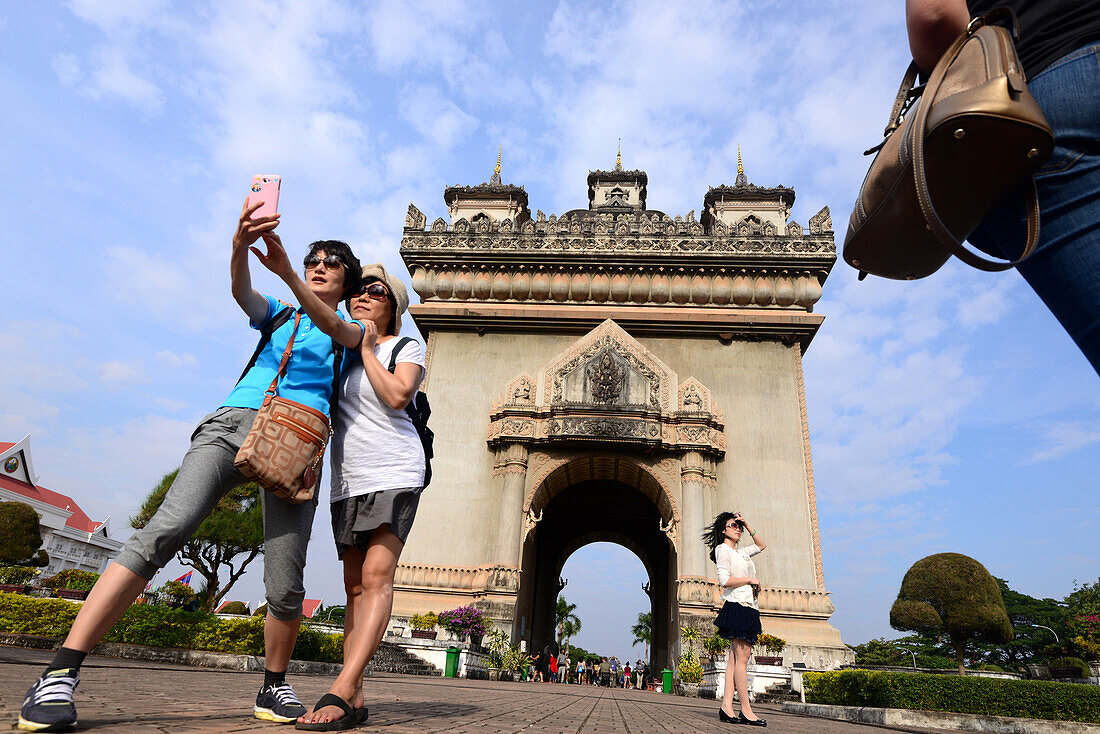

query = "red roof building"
0;436;123;575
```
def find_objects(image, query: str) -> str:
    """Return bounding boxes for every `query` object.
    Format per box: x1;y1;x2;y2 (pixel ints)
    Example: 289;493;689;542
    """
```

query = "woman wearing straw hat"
297;264;426;731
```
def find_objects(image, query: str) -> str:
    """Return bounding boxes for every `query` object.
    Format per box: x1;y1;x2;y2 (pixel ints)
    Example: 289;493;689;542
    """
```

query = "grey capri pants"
116;406;316;621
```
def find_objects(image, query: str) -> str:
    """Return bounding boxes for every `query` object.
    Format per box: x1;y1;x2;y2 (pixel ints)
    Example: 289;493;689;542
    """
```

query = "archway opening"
515;471;678;670
557;542;652;670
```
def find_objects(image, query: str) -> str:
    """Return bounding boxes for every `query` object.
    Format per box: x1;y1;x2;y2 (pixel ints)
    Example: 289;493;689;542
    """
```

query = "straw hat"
359;263;409;335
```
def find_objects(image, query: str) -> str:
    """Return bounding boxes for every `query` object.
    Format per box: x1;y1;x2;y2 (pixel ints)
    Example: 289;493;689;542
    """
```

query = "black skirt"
330;486;423;557
714;601;762;644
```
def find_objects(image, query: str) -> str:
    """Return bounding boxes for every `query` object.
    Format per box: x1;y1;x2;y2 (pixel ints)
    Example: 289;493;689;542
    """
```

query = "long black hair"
702;511;741;563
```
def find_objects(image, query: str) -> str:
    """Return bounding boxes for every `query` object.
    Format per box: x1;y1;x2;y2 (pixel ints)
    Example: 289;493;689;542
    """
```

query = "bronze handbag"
843;9;1054;280
234;312;330;503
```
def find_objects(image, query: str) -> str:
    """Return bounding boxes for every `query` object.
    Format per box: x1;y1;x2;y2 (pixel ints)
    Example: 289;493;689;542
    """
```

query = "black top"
967;0;1100;78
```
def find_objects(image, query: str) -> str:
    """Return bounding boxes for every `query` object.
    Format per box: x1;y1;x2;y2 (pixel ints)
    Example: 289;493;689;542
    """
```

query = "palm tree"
632;611;652;660
556;595;581;645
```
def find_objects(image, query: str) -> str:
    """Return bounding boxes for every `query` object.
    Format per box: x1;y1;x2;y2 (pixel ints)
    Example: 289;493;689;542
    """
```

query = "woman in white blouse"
705;511;768;727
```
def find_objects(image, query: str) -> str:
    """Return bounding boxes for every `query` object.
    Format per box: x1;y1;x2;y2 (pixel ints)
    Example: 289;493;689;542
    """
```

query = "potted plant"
678;625;704;696
754;632;786;666
484;629;510;680
503;644;530;682
438;605;488;645
43;569;99;601
701;632;730;663
409;612;439;640
0;566;40;594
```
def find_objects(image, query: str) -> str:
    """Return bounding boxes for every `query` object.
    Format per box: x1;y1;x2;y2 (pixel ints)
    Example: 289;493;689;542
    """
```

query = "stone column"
493;443;529;567
680;450;708;578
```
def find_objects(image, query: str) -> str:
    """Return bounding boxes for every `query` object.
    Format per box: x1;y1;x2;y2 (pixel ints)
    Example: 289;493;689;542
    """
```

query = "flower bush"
438;605;487;638
409;612;438;630
1070;614;1100;661
756;632;786;655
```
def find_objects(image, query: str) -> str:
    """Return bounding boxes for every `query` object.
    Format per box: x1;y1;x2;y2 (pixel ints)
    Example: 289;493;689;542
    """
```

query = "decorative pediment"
487;320;724;456
543;319;675;410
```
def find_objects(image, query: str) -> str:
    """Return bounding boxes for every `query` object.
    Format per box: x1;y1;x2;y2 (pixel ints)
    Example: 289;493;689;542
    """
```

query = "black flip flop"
294;693;367;731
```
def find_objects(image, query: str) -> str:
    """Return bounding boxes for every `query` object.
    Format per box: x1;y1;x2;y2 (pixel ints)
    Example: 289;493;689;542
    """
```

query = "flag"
174;571;193;585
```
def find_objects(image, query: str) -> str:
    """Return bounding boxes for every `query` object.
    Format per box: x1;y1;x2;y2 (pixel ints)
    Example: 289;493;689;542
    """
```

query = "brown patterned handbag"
234;311;330;503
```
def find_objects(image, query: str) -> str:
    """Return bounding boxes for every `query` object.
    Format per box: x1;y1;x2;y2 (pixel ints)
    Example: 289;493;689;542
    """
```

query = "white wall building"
0;436;123;575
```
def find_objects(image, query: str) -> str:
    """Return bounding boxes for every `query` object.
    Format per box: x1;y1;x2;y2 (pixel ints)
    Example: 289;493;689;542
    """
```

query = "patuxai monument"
393;150;852;670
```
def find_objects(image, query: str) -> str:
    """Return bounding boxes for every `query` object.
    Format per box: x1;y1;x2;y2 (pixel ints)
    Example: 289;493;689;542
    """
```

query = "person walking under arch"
705;511;768;726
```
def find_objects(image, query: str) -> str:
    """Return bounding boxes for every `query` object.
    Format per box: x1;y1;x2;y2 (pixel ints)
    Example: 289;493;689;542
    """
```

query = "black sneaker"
254;681;307;724
18;668;79;732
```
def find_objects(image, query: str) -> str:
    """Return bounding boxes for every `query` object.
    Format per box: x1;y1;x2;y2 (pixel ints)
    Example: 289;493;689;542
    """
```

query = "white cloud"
1026;421;1100;464
399;84;478;150
155;350;198;369
97;359;149;385
85;45;165;112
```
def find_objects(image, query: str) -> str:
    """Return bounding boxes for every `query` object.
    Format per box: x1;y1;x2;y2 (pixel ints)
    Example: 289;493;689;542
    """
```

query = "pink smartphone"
248;174;281;219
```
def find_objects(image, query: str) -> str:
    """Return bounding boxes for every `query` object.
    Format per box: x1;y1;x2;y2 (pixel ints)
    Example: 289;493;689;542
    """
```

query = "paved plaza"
1;648;965;733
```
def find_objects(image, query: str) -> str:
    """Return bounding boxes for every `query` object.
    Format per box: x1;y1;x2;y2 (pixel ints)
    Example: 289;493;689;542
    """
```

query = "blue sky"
1;1;1096;661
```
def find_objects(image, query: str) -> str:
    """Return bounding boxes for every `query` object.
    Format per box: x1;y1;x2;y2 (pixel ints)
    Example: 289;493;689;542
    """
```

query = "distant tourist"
705;511;768;726
623;662;632;688
599;657;611;687
576;658;585;685
557;649;569;683
296;263;426;730
17;202;365;732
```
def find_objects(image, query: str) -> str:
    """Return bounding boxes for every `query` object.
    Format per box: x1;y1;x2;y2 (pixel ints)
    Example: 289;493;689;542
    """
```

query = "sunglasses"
304;254;345;270
725;521;743;530
354;282;390;300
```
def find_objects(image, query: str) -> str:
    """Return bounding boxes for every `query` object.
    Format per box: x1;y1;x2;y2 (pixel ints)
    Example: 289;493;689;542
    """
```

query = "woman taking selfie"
296;264;426;731
704;511;768;727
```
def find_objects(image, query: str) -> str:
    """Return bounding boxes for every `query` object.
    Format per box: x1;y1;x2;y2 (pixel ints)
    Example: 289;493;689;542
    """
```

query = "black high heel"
738;711;767;727
718;707;739;724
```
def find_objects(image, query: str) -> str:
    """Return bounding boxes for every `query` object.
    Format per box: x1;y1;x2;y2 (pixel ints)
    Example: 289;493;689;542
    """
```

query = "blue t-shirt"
222;295;357;418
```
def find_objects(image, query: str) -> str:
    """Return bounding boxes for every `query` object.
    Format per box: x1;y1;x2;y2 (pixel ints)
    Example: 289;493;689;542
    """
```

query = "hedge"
0;592;342;663
803;669;1100;723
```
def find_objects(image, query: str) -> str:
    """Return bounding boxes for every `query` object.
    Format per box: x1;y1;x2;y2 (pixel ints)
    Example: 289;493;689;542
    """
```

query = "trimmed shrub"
0;592;341;663
42;569;99;592
803;669;1100;723
0;566;40;585
1050;657;1090;677
219;601;249;615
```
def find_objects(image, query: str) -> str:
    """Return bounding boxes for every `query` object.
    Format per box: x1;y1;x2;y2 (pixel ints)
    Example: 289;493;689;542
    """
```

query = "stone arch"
523;452;680;550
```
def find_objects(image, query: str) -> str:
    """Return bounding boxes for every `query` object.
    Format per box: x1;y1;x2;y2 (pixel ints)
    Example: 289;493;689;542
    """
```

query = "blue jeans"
969;42;1100;375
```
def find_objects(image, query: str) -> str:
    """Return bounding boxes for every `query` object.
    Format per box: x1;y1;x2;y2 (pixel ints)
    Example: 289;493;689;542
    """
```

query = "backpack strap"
386;337;415;373
236;304;295;385
329;340;344;418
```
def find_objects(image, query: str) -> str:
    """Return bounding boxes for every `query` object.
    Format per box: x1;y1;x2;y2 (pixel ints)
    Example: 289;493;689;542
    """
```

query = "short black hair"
303;240;362;300
345;275;398;336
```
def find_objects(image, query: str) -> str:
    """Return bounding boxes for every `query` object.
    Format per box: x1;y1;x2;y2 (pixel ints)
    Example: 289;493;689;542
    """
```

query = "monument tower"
395;150;850;669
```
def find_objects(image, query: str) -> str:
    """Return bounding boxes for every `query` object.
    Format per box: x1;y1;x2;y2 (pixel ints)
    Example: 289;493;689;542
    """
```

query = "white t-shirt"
715;543;764;609
329;337;426;502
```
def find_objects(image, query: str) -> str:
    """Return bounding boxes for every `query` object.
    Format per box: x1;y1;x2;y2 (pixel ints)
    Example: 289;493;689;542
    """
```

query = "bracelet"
749;529;757;537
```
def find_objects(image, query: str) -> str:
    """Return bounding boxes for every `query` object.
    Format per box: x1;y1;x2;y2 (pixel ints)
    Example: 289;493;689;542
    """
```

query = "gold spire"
615;138;622;171
735;144;747;186
490;145;502;184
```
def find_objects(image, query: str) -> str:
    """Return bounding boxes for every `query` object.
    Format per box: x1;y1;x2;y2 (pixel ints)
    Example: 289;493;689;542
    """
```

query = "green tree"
973;578;1070;670
0;501;49;567
849;638;906;666
130;469;263;613
890;553;1013;675
631;611;652;661
556;595;581;644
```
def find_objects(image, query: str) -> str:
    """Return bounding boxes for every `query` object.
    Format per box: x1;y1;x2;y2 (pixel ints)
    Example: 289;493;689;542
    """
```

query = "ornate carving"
405;203;426;231
513;377;532;403
586;351;626;403
431;217;447;232
757;586;836;617
808;206;832;234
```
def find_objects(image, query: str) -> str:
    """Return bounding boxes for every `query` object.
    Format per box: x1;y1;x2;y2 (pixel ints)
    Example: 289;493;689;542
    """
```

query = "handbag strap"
911;8;1040;272
264;311;302;397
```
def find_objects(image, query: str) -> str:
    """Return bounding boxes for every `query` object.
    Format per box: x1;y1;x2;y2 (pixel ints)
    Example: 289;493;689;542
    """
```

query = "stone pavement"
1;647;966;733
